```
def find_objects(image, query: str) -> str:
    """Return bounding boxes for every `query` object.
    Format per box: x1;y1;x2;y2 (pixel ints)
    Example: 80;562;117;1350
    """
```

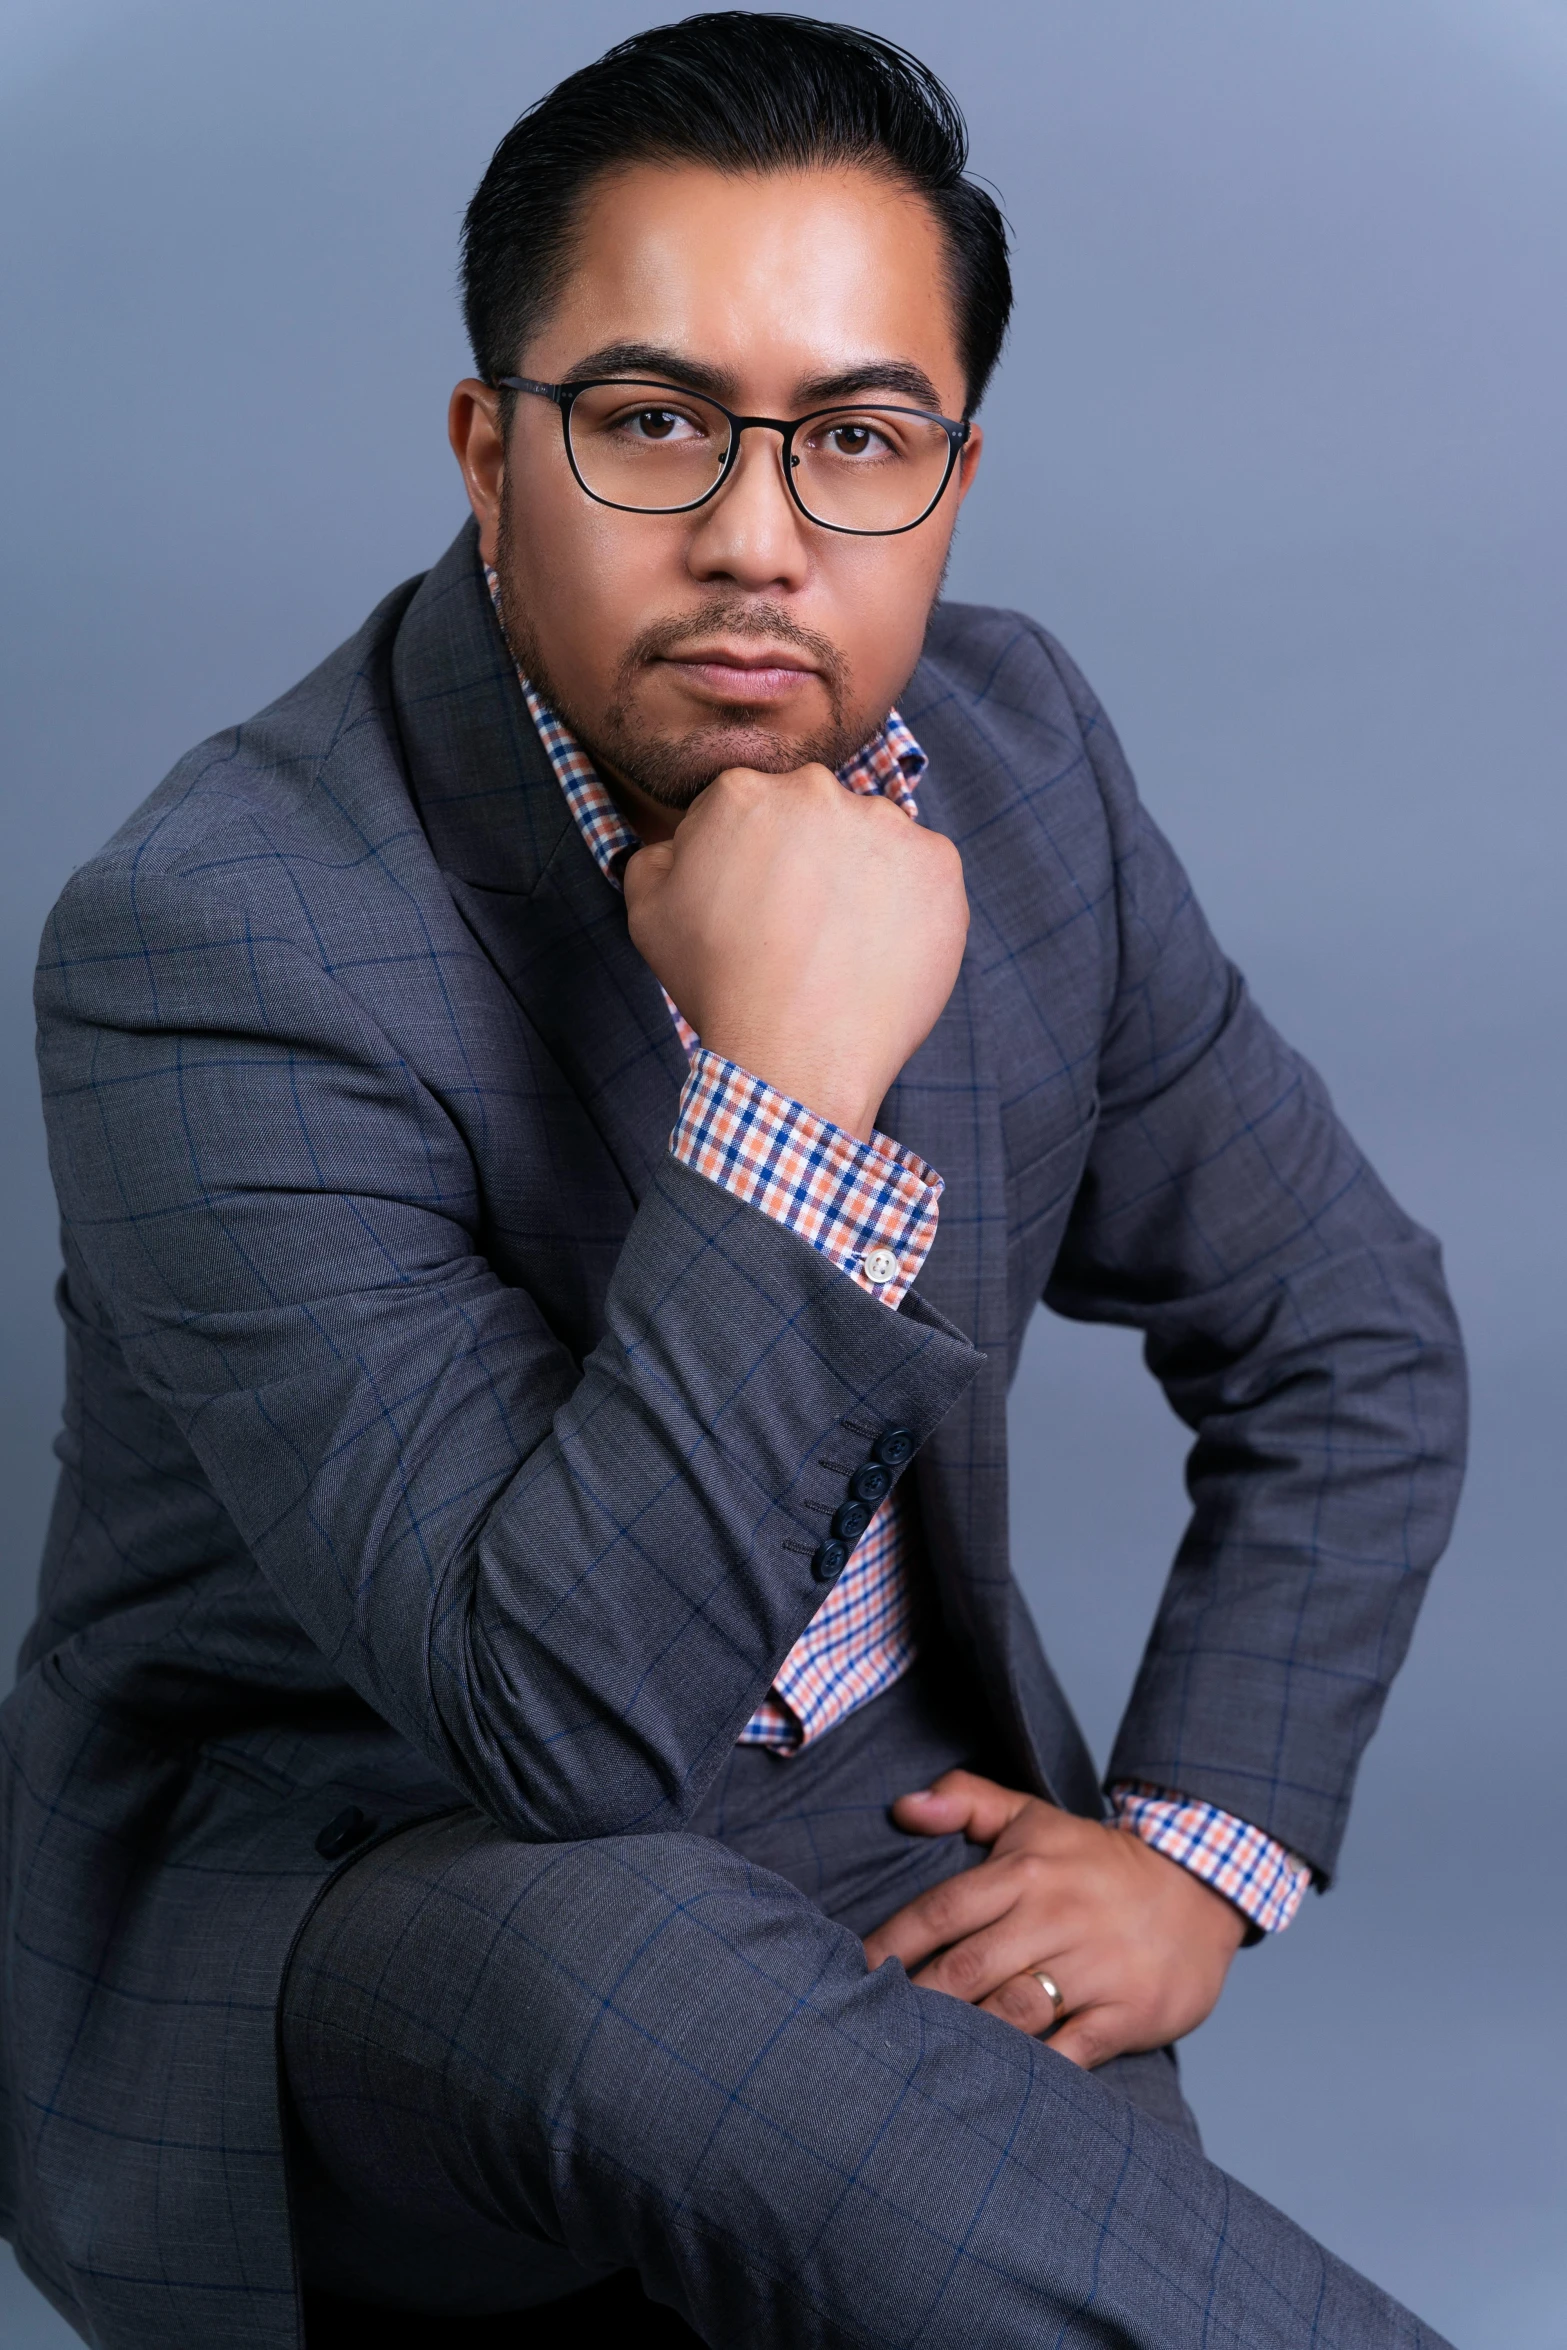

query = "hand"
623;764;968;1140
862;1770;1246;2067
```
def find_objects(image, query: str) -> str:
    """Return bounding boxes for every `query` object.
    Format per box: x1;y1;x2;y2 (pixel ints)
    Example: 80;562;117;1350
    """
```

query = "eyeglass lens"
565;382;953;531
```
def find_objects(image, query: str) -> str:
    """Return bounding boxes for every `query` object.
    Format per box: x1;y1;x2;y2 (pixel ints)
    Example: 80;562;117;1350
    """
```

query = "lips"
658;648;819;703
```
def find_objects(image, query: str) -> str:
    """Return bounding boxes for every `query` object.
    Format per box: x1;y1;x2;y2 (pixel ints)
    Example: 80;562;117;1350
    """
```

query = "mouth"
654;645;820;705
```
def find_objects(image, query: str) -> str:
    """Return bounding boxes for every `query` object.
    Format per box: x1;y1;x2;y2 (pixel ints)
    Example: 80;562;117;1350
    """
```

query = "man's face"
451;160;983;816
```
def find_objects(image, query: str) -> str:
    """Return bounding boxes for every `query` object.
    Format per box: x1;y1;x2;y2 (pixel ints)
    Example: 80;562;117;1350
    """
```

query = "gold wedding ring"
1032;1970;1066;2026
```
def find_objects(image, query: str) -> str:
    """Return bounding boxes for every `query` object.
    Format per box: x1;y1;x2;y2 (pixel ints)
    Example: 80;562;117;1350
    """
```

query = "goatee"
492;502;882;808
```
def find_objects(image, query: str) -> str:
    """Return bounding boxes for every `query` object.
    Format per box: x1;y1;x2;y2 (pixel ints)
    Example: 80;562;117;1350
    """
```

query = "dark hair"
461;13;1011;416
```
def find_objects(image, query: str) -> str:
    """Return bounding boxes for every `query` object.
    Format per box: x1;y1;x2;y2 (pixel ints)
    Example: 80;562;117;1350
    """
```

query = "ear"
954;419;984;508
448;379;506;565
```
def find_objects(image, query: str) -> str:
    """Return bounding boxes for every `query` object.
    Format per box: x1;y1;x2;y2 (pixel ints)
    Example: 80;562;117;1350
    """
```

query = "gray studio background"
2;2;1563;2342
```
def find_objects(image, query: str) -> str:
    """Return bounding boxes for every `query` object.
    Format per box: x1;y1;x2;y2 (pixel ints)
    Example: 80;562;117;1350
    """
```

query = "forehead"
535;160;963;401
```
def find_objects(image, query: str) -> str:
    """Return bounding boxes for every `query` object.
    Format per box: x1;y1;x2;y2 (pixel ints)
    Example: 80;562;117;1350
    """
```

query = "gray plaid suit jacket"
2;521;1464;2347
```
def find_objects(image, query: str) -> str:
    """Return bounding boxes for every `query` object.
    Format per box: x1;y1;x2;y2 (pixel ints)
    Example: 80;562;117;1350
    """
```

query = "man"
3;15;1464;2347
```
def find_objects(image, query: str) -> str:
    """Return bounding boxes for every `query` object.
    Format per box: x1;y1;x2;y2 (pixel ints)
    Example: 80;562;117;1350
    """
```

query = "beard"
493;500;894;809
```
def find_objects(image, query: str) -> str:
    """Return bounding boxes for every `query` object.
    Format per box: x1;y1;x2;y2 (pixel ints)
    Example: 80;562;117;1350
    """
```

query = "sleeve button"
863;1246;901;1286
848;1461;891;1505
811;1538;849;1582
872;1426;915;1467
831;1499;871;1541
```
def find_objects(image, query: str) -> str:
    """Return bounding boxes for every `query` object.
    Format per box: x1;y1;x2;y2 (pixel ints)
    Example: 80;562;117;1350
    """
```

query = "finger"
863;1859;1017;1973
1047;2004;1143;2071
909;1913;1078;2011
978;1968;1073;2040
890;1770;1033;1845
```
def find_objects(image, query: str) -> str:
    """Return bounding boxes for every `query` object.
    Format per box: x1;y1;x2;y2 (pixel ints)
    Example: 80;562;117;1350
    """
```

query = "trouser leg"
281;1807;1443;2348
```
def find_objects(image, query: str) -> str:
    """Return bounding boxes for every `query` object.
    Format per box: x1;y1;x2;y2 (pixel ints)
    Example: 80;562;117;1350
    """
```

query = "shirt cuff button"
863;1245;900;1286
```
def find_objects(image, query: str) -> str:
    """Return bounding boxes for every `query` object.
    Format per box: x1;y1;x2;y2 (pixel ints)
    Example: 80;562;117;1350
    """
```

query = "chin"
634;722;815;801
697;726;805;773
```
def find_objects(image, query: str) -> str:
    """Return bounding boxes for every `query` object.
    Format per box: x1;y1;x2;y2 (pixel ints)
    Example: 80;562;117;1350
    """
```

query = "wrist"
1109;1782;1311;1937
693;1030;882;1141
1119;1819;1246;1952
1187;1864;1250;1953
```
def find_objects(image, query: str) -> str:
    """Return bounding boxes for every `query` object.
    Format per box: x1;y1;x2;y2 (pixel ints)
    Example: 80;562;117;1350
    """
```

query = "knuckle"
940;1944;988;1999
990;1975;1040;2027
920;1887;960;1938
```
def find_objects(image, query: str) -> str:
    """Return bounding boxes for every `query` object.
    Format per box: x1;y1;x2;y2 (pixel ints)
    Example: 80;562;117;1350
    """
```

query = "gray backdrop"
2;3;1563;2342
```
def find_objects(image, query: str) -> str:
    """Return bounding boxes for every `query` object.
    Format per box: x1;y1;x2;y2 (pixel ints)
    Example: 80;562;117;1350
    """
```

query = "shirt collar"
484;564;926;890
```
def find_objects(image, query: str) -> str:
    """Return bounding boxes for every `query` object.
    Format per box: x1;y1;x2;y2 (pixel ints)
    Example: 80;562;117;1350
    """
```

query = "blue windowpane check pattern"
3;523;1463;2346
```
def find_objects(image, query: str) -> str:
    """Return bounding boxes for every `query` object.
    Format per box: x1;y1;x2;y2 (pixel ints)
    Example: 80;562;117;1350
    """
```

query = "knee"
285;1810;866;2134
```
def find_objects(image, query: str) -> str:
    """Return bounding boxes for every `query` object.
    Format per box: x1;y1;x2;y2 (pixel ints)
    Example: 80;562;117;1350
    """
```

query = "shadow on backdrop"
1;3;1563;2343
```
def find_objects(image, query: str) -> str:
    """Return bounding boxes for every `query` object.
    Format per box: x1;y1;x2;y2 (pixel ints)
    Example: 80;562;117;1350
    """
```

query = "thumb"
892;1769;1031;1846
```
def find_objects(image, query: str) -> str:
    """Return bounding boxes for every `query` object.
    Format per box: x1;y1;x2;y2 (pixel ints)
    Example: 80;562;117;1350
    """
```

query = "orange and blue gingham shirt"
496;583;1310;1933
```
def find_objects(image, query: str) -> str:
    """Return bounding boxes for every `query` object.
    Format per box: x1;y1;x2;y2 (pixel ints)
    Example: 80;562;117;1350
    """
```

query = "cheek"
509;491;670;678
828;545;946;687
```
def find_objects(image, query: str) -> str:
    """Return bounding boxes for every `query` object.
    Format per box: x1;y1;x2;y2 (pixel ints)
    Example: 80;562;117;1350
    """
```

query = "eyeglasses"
497;375;971;537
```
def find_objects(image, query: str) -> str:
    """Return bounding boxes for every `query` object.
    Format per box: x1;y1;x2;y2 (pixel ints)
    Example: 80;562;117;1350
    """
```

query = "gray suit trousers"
282;1668;1440;2349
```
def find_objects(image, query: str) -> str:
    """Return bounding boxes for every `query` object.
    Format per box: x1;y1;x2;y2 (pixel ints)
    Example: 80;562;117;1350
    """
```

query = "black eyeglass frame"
496;375;972;537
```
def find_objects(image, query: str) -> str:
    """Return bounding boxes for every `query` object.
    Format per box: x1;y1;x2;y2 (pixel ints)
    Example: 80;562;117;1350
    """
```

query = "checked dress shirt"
489;574;1309;1935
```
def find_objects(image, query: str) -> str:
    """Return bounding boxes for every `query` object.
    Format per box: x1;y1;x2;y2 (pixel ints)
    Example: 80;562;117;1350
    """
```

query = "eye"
616;405;705;443
807;415;901;462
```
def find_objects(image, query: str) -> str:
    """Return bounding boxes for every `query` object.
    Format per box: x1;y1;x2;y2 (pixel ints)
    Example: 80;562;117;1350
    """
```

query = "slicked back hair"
461;13;1011;419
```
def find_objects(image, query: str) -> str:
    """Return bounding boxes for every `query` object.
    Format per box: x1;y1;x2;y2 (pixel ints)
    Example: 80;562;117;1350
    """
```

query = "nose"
683;423;811;592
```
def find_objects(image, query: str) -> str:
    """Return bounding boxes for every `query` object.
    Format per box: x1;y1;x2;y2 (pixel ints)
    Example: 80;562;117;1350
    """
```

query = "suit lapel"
391;525;687;1204
450;852;689;1209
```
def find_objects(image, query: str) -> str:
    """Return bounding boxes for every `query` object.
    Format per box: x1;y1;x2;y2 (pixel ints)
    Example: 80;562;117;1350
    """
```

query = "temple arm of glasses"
495;376;565;405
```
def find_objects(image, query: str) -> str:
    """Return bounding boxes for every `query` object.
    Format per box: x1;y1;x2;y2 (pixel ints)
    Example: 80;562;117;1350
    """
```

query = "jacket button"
831;1499;871;1542
811;1538;849;1582
872;1426;915;1468
848;1461;892;1506
315;1805;376;1861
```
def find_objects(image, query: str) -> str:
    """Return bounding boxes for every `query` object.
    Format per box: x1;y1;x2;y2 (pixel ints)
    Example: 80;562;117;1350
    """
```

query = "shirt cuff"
1108;1782;1312;1935
670;1047;942;1309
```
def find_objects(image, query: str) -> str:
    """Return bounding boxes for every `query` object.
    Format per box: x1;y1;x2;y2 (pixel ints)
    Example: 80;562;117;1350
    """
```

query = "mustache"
618;600;849;696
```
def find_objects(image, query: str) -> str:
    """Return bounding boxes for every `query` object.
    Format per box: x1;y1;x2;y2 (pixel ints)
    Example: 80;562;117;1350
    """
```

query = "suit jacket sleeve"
34;858;981;1845
1037;631;1466;1879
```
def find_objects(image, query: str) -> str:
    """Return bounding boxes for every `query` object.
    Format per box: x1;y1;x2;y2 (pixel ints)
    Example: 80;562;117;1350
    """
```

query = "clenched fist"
623;762;969;1139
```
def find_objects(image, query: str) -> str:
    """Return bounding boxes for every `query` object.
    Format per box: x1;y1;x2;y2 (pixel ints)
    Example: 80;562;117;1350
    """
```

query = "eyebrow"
792;360;949;412
561;341;953;417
